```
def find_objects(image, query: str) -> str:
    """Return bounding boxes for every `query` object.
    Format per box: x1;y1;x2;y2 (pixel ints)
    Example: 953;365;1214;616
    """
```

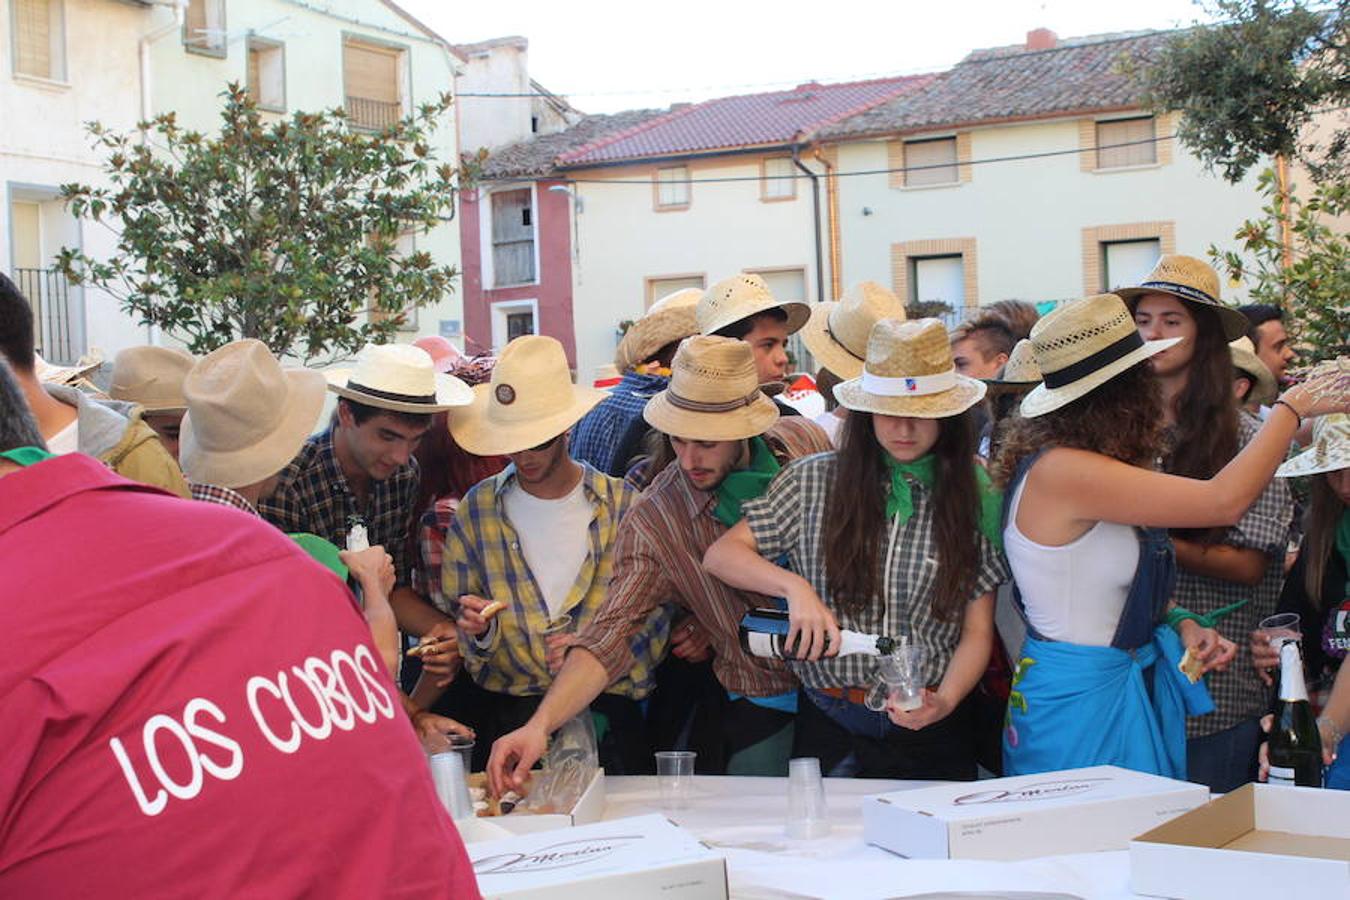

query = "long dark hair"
824;410;980;622
1303;474;1345;605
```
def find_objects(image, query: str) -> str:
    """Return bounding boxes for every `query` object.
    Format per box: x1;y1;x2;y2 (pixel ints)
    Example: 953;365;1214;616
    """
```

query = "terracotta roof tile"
481;109;667;179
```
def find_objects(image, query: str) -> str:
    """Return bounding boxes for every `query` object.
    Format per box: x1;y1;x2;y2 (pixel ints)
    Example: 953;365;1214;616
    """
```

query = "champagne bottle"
1267;638;1323;788
738;608;896;660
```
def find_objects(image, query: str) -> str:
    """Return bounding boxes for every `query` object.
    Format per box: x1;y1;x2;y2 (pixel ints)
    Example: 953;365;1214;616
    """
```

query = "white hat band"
861;368;957;397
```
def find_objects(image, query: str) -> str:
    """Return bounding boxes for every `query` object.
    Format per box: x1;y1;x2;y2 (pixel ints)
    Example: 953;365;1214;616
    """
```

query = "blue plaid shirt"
570;372;669;477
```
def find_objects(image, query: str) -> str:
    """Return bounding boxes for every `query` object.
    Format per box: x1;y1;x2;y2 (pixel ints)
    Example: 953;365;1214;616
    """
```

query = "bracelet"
1165;599;1249;631
1273;398;1304;428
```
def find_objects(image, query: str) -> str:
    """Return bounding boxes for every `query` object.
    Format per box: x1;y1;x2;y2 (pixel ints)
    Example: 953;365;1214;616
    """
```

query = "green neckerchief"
1337;509;1350;601
882;453;1003;550
712;437;781;526
0;447;55;467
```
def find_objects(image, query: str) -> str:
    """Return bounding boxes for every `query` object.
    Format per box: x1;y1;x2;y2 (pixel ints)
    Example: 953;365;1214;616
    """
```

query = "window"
246;38;286;112
490;189;536;287
1101;239;1161;291
654;166;690;210
11;0;65;80
1096;116;1157;169
904;137;958;187
910;255;965;308
644;274;705;309
343;38;403;130
183;0;226;56
490;299;538;350
507;312;534;341
761;157;796;201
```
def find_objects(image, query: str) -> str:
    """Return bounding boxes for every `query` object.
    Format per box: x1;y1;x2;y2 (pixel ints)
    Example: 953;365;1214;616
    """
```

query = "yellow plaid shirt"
439;462;672;698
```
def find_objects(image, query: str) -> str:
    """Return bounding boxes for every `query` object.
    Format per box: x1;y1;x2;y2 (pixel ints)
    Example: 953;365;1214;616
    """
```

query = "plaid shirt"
259;428;419;586
190;482;260;516
742;452;1009;690
625;416;832;491
1175;412;1294;737
573;418;834;698
570;371;669;477
440;462;671;698
413;496;459;611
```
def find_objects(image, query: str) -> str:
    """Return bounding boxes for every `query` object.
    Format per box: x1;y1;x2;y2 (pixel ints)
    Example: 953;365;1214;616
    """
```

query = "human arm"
340;545;400;677
399;691;474;753
1173;539;1268;587
887;591;994;730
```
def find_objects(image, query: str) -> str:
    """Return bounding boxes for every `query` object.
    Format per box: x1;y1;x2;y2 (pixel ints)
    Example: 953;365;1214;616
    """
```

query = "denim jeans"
1186;717;1261;793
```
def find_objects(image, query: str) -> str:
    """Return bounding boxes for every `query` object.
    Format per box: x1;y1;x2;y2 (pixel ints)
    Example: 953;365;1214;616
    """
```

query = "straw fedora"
109;345;196;413
412;335;464;374
34;351;101;386
642;335;780;441
984;339;1043;388
1277;414;1349;479
1019;293;1180;418
179;339;327;488
696;273;811;337
450;334;606;456
326;343;473;413
834;318;986;418
615;288;702;371
800;281;906;380
1116;254;1249;341
1229;336;1277;407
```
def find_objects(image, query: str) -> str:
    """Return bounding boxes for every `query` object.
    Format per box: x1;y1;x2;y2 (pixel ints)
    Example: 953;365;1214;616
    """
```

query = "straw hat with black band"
1019;293;1181;419
800;281;906;380
1229;336;1278;407
615;288;702;371
1116;254;1250;341
109;345;196;414
1276;413;1348;479
984;338;1042;390
696;273;811;337
642;335;780;441
325;343;473;413
834;318;986;418
451;334;607;456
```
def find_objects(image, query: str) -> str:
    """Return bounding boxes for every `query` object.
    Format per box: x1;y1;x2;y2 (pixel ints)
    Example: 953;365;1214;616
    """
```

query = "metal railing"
13;268;76;364
345;95;402;131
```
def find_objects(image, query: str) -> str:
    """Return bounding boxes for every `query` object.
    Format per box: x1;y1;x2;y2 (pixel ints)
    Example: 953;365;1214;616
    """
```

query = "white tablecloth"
599;775;1144;899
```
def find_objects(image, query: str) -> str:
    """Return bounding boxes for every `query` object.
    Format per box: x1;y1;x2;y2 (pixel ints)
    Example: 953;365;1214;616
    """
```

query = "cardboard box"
460;768;606;840
1131;783;1350;899
863;765;1208;860
468;813;728;900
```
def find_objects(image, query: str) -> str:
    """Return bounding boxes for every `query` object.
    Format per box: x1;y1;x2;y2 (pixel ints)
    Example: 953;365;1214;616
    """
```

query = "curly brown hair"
992;362;1165;490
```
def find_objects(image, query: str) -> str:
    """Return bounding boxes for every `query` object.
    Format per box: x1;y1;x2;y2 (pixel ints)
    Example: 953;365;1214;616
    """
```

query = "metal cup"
429;750;474;820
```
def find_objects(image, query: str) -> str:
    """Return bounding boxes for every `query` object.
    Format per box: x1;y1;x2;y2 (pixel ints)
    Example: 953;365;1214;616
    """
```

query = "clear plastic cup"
1259;612;1301;648
655;750;696;810
428;750;474;820
542;614;575;674
449;733;475;774
863;645;927;712
786;757;830;839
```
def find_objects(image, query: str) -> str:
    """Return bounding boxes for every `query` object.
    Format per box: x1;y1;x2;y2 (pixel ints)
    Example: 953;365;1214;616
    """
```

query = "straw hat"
642;335;780;441
985;339;1043;388
1229;336;1277;407
325;343;473;413
179;339;327;488
109;345;196;413
412;335;464;374
34;351;101;385
1276;414;1349;479
834;318;986;418
615;288;702;371
696;274;810;337
800;281;906;380
1116;254;1249;340
1019;294;1180;418
450;334;606;456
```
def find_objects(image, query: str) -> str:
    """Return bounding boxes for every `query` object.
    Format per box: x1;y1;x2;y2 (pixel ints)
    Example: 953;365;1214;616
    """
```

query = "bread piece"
481;600;507;621
1178;647;1204;684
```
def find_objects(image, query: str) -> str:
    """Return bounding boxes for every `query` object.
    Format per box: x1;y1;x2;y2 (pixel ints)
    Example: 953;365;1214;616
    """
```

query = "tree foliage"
56;84;476;363
1138;0;1348;184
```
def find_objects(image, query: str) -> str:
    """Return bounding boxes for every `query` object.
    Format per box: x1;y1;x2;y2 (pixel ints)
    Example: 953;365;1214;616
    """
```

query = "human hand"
408;620;461;687
544;632;576;674
340;545;395;597
885;688;952;730
487;721;548;798
784;582;840;661
1178;620;1236;674
457;594;498;638
1250;628;1281;686
1283;358;1349;419
411;709;474;754
671;615;713;663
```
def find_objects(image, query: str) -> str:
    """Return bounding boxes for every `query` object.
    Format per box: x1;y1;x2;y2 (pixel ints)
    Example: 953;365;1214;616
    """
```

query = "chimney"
1026;28;1057;51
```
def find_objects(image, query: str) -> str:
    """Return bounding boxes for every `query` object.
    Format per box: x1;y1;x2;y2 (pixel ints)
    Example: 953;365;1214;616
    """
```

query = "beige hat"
34;351;101;385
1277;414;1349;479
1019;293;1180;418
642;335;780;441
696;273;810;337
109;345;196;413
834;318;986;418
800;281;906;380
1229;336;1278;407
180;339;326;488
326;343;473;413
985;339;1043;388
615;288;702;371
1116;254;1249;341
450;334;606;456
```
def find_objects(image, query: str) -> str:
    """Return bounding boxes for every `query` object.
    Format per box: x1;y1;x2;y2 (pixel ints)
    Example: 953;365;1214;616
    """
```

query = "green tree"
56;84;474;363
1137;0;1348;184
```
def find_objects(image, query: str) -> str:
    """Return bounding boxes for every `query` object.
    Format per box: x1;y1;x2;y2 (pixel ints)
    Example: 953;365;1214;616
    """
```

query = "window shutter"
344;42;400;103
491;190;535;286
1096;117;1156;168
904;138;958;186
14;0;52;78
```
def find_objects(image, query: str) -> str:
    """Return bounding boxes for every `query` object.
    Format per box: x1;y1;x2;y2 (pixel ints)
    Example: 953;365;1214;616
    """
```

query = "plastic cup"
655;750;696;810
863;645;927;713
429;750;474;820
786;757;831;839
1259;612;1301;647
449;734;475;774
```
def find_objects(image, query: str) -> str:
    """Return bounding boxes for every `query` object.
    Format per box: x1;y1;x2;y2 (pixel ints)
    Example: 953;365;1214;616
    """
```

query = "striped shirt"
439;462;671;699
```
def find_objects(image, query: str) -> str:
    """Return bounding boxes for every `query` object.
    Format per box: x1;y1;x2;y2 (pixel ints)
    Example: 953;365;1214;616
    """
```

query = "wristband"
1165;598;1249;631
1273;397;1304;428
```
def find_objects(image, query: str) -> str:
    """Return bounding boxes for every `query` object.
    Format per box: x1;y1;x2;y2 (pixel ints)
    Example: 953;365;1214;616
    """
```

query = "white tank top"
1003;465;1139;647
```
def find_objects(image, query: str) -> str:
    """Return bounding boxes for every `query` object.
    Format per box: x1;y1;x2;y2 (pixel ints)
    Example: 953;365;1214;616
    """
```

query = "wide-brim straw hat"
697;273;811;337
1116;254;1249;341
450;334;606;455
642;335;780;441
1019;293;1180;418
615;288;702;371
1229;336;1278;407
1277;414;1349;479
800;281;906;380
984;338;1043;392
326;343;473;413
34;352;101;385
180;339;327;488
834;318;986;418
109;345;196;413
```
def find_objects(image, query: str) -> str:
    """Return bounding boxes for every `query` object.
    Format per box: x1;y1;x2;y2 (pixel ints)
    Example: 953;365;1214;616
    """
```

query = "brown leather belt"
817;685;871;706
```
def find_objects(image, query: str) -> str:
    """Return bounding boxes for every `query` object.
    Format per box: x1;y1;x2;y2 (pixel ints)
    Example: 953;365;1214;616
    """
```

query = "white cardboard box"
1131;783;1350;899
863;765;1208;861
459;768;606;840
467;813;728;900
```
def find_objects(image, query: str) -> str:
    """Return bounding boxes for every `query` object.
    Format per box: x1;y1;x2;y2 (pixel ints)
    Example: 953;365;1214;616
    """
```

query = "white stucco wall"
454;39;532;155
